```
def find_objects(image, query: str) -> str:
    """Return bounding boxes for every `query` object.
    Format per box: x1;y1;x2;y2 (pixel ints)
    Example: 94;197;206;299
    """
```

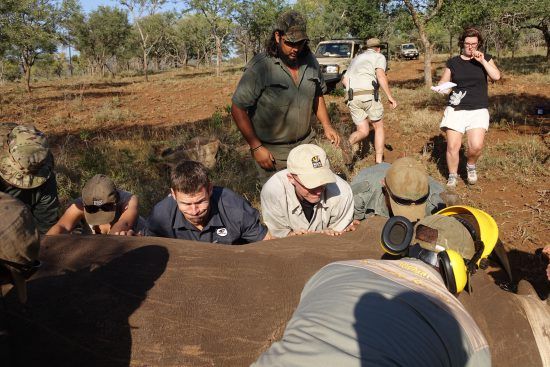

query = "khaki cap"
385;157;429;222
275;10;309;42
0;125;53;189
365;38;381;48
82;174;118;226
414;214;476;260
287;144;335;189
0;192;40;303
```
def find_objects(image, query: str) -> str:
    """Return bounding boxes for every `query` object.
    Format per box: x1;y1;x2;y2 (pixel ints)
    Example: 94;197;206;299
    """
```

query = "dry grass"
479;136;549;185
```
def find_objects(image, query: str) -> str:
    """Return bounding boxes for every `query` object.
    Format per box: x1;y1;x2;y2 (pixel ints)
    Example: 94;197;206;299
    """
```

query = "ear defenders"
380;216;468;293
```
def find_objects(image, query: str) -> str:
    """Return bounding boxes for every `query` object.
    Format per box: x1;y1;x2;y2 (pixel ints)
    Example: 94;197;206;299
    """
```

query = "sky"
80;0;185;15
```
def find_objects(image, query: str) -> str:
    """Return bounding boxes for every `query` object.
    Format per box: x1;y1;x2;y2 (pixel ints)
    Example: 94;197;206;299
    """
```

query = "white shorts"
440;107;489;133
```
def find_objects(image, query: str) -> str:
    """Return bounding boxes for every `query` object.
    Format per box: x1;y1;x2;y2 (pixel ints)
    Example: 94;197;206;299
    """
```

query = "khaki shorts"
347;98;384;125
440;106;489;133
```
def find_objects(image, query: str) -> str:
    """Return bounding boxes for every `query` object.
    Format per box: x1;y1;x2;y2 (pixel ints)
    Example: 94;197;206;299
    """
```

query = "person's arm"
313;95;341;146
327;182;354;233
543;246;550;281
436;67;453;95
237;194;270;243
46;203;84;235
375;68;397;109
473;51;500;81
110;195;139;236
260;181;293;238
341;74;349;89
231;104;275;171
33;175;60;234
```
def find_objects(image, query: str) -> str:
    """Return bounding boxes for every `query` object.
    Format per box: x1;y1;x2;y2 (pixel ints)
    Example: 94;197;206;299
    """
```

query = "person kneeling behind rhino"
351;157;447;223
47;174;144;236
0;193;42;365
254;206;498;367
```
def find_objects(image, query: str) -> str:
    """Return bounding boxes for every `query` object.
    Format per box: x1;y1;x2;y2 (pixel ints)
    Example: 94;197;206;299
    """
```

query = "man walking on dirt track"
342;38;397;164
231;10;340;183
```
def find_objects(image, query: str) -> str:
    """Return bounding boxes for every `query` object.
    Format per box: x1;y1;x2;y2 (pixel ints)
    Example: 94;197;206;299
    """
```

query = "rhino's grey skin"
4;217;548;367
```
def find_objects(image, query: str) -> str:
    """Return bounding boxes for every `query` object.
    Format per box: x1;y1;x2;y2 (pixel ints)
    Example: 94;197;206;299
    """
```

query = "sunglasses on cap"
84;202;117;213
0;258;42;279
385;185;429;206
283;38;307;48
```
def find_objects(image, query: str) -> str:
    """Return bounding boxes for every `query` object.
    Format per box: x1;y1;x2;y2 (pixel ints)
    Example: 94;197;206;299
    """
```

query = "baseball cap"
365;38;381;48
275;10;309;42
82;174;118;226
0;192;40;303
413;214;476;260
287;144;335;189
0;125;53;189
384;157;429;222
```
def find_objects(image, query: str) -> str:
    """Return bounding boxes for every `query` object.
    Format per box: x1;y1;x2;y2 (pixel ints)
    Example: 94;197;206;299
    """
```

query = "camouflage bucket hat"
413;214;475;260
0;192;40;303
275;10;309;42
0;125;53;189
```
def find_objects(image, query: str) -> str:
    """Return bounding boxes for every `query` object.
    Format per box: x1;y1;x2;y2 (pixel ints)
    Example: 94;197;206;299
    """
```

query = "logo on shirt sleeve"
216;228;228;237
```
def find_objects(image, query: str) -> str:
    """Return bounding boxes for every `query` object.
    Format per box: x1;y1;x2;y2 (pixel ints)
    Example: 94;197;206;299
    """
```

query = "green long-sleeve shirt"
1;174;59;234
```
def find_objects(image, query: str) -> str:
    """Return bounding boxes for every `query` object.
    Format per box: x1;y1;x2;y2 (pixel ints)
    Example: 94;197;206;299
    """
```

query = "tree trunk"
420;34;433;87
215;35;222;77
449;31;453;57
143;48;149;82
23;63;32;93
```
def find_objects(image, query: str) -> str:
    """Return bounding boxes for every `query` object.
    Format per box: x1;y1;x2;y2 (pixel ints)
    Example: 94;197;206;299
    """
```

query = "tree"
494;0;550;60
0;0;60;92
234;0;287;61
184;0;236;76
71;6;131;76
120;0;166;81
401;0;444;87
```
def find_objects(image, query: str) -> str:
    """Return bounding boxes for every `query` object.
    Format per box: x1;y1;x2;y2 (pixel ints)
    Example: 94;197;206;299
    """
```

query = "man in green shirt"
0;123;59;234
231;10;340;183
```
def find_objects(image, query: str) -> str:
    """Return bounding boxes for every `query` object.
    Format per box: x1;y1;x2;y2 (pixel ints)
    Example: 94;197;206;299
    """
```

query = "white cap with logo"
287;144;336;189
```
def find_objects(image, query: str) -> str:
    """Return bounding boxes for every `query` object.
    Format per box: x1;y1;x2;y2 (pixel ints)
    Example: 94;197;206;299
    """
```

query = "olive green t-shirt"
232;52;327;144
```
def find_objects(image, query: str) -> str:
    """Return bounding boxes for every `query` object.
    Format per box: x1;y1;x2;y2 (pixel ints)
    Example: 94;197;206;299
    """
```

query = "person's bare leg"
371;119;384;163
349;119;369;145
465;128;485;165
465;128;485;184
445;128;463;175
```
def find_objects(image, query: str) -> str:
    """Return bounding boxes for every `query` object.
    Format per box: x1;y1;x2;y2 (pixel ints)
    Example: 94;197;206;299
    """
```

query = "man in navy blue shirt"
145;160;270;244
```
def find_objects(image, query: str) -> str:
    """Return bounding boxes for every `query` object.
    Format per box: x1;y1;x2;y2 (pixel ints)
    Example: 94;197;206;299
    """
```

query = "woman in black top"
436;27;501;187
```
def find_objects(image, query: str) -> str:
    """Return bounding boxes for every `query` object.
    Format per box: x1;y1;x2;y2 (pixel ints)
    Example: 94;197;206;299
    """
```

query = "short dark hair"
170;160;210;194
458;27;484;49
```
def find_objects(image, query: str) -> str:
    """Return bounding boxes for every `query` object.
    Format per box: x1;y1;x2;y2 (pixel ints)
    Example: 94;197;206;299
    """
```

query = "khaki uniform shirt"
261;169;354;237
232;52;327;144
347;49;386;100
254;259;491;367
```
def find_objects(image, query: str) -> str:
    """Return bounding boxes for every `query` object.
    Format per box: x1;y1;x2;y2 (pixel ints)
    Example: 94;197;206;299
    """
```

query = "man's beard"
277;43;300;68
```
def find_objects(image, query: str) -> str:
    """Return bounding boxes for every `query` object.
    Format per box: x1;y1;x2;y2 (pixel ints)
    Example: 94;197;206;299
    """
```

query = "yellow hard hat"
436;205;498;262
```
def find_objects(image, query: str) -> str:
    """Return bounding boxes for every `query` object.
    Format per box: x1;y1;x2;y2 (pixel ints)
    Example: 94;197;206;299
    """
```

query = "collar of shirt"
273;55;311;86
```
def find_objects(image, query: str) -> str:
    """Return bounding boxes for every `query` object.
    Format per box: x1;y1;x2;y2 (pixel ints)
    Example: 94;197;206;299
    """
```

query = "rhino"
4;217;549;367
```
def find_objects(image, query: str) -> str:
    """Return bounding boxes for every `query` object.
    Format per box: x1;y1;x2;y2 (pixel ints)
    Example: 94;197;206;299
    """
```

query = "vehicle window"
403;44;415;50
315;43;351;57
